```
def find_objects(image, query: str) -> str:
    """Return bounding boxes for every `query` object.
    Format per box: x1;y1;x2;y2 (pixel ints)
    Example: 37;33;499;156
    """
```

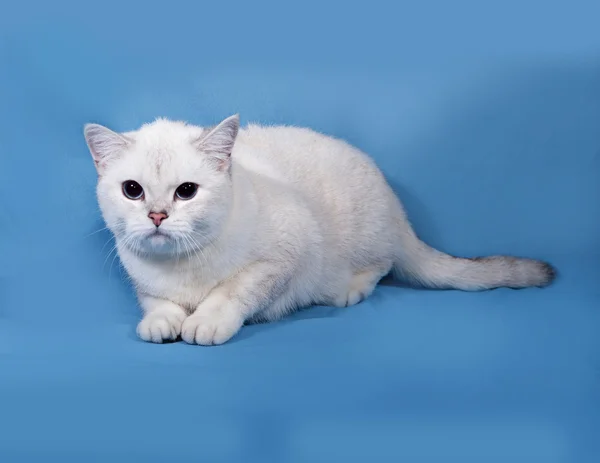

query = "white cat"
84;115;555;345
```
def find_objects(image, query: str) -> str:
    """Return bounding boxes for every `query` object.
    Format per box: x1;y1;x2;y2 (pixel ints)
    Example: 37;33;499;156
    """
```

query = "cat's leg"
181;261;293;346
136;294;187;343
332;266;389;308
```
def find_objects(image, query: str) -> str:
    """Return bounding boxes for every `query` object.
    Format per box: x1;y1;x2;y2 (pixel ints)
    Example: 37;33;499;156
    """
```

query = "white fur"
84;115;555;345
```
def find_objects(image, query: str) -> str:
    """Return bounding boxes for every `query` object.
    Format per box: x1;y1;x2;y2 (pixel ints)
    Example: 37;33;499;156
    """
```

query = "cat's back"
232;123;400;272
234;124;382;190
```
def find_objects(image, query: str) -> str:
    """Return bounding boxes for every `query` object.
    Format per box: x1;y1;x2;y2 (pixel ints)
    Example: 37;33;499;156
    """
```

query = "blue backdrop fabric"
1;1;599;462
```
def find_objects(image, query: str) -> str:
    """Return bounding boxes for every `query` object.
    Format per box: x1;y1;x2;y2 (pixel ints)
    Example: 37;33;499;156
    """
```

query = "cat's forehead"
127;119;207;177
132;119;204;152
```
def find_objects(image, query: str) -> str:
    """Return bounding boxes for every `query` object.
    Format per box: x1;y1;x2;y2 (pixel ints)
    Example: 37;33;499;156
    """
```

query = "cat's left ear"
193;114;239;171
84;123;131;175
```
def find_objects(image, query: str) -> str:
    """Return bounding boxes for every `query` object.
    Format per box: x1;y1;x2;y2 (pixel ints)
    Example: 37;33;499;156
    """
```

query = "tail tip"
537;261;557;287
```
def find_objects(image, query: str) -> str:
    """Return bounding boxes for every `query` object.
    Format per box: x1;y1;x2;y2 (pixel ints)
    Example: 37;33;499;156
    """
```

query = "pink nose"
148;211;168;227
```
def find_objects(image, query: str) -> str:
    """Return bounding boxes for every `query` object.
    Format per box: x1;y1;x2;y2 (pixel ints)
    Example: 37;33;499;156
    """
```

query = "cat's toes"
181;312;243;346
137;313;183;343
332;289;365;308
332;270;381;307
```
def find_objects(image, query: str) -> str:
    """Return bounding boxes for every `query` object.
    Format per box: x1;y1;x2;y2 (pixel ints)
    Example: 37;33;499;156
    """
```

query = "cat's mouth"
145;228;172;243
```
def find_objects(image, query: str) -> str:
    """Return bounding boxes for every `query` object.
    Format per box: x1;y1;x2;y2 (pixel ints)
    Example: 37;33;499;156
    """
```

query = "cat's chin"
147;233;171;246
124;230;177;257
144;230;177;251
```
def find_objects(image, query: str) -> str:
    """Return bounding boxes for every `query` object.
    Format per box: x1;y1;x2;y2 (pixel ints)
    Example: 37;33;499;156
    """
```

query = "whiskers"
172;230;212;264
84;225;111;238
91;221;216;279
89;223;133;281
105;232;137;280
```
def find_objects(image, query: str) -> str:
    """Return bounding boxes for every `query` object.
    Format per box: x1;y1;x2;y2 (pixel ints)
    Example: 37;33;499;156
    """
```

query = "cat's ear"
193;114;239;171
83;123;131;175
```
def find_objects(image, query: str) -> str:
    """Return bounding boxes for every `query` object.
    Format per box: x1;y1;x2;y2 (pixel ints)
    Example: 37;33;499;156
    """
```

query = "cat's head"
83;115;239;257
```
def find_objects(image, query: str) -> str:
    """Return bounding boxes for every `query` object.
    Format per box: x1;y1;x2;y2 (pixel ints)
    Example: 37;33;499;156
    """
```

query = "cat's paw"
181;311;243;346
333;289;366;308
332;270;381;307
137;312;185;344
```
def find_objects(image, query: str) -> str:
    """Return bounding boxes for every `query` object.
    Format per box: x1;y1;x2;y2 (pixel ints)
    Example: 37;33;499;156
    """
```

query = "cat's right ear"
83;123;130;175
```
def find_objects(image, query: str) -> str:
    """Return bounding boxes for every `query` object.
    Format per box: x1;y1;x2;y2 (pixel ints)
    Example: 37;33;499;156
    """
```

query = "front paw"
137;312;185;344
181;311;243;346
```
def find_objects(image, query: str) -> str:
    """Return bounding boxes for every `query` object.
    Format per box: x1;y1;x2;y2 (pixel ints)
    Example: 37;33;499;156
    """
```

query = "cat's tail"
392;226;556;290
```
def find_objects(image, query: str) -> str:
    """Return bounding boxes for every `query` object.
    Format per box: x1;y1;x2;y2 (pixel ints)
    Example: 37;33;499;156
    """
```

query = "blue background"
1;1;599;461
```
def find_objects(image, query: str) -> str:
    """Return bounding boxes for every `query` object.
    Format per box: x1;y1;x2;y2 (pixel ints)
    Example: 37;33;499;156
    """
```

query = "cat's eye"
175;182;198;200
122;180;144;200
